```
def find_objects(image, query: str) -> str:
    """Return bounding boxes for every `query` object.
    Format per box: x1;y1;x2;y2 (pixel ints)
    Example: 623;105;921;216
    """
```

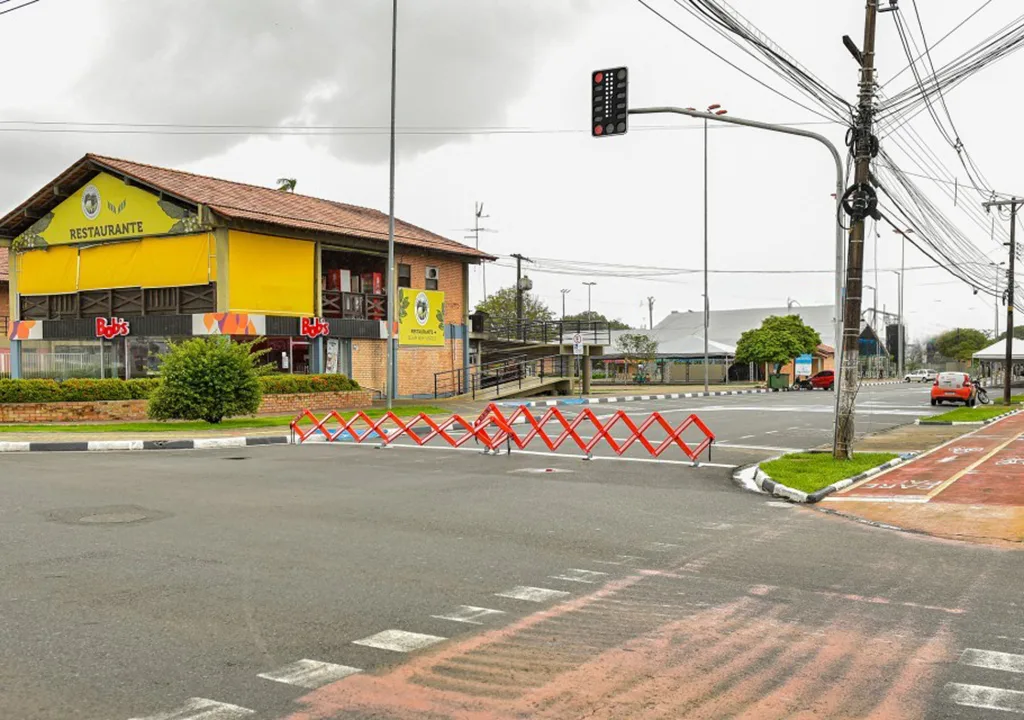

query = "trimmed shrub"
148;338;263;424
259;374;359;395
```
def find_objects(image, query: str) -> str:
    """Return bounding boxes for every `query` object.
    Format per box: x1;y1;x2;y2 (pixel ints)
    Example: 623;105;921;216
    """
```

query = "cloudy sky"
1;0;1019;342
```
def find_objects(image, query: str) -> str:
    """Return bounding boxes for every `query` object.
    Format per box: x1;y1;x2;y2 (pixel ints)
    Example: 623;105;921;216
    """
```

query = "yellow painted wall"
228;230;313;315
79;233;213;290
16;245;78;295
17;233;214;295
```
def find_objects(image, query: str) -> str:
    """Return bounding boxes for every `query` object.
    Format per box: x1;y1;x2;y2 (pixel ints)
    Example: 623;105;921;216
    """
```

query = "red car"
795;370;835;391
931;372;978;406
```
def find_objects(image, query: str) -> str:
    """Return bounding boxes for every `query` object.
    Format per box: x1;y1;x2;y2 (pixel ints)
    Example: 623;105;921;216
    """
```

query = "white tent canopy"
973;338;1024;361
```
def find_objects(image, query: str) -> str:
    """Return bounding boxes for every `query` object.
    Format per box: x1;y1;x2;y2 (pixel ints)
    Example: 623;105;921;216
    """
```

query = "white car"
904;369;938;383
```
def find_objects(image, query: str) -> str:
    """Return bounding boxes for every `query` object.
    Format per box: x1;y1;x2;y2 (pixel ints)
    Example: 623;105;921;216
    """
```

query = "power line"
0;0;41;15
632;0;841;121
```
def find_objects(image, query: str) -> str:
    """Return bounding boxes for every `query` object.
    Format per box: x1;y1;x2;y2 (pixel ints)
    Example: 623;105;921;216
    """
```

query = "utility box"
768;373;789;390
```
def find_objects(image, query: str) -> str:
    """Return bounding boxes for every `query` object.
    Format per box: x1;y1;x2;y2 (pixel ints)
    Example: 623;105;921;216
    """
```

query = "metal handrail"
434;353;570;399
484;320;612;345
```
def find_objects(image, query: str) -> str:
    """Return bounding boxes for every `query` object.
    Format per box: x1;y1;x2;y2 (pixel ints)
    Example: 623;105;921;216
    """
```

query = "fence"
434;354;573;399
291;403;715;463
485;320;611;346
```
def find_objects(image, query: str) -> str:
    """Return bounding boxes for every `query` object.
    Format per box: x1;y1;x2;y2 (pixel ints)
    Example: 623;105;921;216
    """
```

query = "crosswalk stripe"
945;683;1024;713
431;605;506;625
257;659;362;689
495;586;571;602
960;648;1024;674
353;629;447;653
128;697;255;720
550;569;609;583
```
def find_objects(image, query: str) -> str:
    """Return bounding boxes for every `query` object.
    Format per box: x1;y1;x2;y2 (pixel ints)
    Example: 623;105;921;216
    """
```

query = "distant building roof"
653;304;837;348
0;154;494;262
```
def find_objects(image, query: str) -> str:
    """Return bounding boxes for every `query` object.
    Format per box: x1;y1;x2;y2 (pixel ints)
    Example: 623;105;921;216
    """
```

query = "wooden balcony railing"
323;291;387;321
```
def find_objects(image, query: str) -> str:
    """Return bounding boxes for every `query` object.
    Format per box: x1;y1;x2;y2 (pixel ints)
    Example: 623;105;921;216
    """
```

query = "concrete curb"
915;407;1023;427
498;387;788;408
0;435;292;453
738;455;910;504
862;380;905;387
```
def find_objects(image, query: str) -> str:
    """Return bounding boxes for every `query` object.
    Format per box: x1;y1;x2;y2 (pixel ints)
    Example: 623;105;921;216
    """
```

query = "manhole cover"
45;504;171;526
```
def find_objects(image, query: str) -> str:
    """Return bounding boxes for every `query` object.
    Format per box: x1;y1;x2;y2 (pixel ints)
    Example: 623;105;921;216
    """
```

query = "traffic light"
592;67;628;137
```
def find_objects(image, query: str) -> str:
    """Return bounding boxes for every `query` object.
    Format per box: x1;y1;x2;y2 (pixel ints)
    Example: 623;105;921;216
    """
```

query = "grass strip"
759;452;898;494
920;406;1011;424
0;406;448;434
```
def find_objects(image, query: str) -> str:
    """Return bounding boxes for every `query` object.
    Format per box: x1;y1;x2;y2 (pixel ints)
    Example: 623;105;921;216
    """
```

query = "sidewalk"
822;413;1024;546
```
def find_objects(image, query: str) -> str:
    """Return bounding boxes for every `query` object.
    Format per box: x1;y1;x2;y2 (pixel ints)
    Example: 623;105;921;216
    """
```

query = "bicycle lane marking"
826;415;1024;504
930;434;1024;505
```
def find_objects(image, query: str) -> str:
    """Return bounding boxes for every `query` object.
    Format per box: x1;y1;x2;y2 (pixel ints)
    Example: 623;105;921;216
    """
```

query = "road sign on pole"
573;333;584;356
592;67;628;137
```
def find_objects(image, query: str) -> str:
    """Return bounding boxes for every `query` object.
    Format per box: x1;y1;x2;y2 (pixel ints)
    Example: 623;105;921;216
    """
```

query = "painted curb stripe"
0;435;294;454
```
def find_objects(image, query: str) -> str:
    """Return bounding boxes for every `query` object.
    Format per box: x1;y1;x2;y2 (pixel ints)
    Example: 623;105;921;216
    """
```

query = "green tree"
563;311;630;330
474;285;554;325
276;177;297;192
994;326;1024;343
934;327;989;362
735;315;822;373
615;333;659;377
148;338;265;424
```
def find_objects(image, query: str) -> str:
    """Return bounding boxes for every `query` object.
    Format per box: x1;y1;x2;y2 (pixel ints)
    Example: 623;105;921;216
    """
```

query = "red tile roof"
0;154;491;262
0;247;8;282
86;155;493;261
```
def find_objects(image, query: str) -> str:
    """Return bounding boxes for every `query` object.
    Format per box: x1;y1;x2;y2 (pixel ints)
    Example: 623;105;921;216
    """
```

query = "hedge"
0;375;360;404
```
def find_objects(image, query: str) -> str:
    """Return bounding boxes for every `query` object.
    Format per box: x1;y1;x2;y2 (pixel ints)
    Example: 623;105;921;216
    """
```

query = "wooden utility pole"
835;0;880;459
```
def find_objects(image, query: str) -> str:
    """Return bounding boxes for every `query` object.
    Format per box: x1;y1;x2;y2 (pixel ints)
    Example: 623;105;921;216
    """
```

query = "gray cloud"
0;0;591;211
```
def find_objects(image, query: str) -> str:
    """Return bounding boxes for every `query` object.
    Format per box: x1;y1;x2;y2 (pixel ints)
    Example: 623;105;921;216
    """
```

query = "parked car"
930;371;978;406
794;369;835;391
904;369;938;383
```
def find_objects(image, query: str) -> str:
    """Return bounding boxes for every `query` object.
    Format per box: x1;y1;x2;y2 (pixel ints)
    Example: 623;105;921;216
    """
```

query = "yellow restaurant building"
0;154;492;397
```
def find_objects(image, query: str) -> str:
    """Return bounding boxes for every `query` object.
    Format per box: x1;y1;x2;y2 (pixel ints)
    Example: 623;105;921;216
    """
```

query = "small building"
0;154;492;396
0;248;9;376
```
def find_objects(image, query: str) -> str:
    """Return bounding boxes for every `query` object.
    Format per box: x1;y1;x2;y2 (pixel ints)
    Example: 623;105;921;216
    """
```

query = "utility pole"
647;296;656;330
583;282;597;321
835;0;880;459
990;261;1005;338
560;288;571;322
983;198;1020;405
511;253;532;333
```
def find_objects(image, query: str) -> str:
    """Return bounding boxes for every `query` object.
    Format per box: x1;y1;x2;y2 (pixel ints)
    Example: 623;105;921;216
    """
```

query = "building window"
425;265;439;291
398;263;411;289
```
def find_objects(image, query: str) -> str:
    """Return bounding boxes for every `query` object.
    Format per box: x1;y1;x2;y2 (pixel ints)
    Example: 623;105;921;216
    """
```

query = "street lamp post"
891;228;913;379
583;282;597;321
384;0;399;409
701;103;727;394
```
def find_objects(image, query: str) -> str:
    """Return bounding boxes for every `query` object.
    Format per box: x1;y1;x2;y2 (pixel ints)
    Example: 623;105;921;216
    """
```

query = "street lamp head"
707;103;721;111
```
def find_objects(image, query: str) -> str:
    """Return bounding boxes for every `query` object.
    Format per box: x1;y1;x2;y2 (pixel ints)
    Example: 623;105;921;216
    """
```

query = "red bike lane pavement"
823;413;1024;545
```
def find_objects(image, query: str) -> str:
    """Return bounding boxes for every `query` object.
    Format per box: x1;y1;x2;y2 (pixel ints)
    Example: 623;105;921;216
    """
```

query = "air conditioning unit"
426;266;439;281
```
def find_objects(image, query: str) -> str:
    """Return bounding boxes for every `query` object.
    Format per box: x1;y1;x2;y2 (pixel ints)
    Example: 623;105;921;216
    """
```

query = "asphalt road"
1;384;1021;719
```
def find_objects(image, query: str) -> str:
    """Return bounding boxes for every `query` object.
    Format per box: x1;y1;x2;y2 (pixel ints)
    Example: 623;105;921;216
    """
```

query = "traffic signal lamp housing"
592;67;628;137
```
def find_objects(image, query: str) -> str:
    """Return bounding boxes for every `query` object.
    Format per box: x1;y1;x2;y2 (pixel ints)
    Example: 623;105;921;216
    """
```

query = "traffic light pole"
627;106;846;391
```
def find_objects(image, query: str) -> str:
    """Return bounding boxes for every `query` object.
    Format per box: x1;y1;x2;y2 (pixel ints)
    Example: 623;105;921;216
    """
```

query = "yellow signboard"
398;288;446;346
13;172;202;249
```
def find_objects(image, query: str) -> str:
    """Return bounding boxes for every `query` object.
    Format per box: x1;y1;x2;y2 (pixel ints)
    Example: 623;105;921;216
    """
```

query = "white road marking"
717;443;805;452
945;683;1024;713
431;605;506;625
960;649;1024;674
740;435;755;440
129;698;255;720
353;629;446;653
766;501;795;507
765;430;779;435
495;586;571;602
648;542;681;551
939;456;958;464
258;659;362;689
593;555;646;565
550;568;609;583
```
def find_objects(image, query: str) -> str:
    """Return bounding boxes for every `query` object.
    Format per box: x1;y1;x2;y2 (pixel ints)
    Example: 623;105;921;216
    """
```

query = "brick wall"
352;339;387;395
0;281;9;328
0;390;372;424
395;250;466;324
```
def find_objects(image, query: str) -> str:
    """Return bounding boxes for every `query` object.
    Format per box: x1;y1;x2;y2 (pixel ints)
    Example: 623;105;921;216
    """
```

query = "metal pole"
1006;202;1017;406
995;263;1000;339
384;0;398;410
703;117;710;394
899;233;905;379
626;106;846;417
